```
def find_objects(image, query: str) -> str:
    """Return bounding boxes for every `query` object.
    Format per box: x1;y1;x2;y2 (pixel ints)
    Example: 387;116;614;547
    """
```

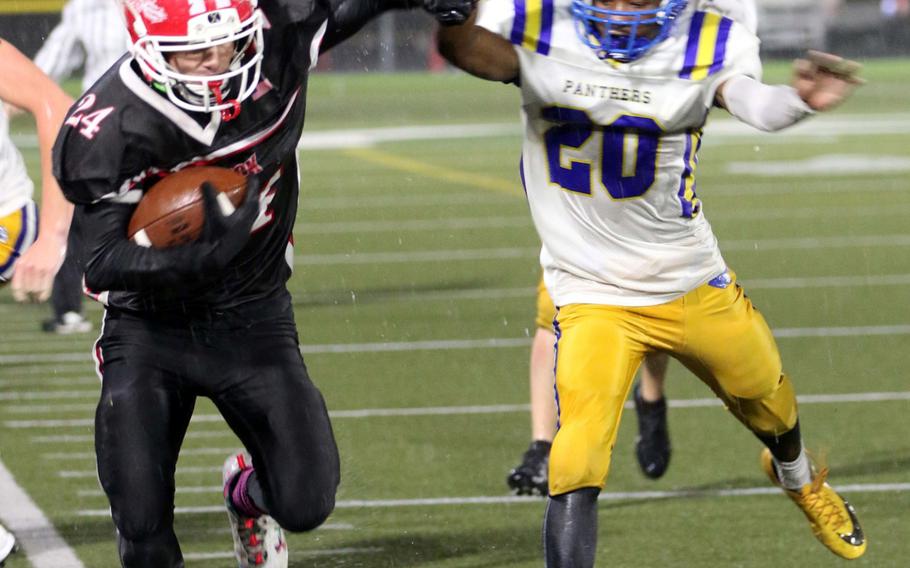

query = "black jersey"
53;0;366;314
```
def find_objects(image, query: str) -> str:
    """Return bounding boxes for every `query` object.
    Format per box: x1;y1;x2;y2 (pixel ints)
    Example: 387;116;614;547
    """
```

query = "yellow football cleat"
761;449;866;560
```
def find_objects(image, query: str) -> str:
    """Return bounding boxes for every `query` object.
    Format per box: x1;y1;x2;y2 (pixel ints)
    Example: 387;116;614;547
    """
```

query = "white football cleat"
223;452;288;568
0;523;17;565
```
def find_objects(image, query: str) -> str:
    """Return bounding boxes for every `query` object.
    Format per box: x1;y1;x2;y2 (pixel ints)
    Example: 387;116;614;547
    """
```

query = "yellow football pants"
0;201;38;283
548;271;798;495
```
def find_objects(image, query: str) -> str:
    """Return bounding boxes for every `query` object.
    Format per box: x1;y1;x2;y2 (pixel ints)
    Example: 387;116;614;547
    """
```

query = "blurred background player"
32;0;129;333
0;36;74;564
1;38;74;304
507;0;759;496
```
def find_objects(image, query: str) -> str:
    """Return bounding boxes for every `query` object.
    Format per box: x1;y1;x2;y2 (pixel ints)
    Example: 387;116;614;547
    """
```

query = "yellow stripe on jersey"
521;0;543;52
690;12;722;81
682;131;700;203
677;130;702;218
680;12;735;81
510;0;556;55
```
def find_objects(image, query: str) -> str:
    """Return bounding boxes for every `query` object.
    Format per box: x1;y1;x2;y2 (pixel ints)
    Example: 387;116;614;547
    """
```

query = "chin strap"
209;81;241;121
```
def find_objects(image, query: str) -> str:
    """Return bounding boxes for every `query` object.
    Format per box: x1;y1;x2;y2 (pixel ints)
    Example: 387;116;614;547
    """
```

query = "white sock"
774;448;812;490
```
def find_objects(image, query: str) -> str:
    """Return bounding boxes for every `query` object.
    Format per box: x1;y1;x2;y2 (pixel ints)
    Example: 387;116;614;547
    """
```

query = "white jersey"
0;110;35;217
33;0;129;92
478;0;761;306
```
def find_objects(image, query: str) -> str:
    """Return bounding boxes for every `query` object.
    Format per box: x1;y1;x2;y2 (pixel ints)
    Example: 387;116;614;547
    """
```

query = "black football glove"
422;0;474;26
197;177;260;271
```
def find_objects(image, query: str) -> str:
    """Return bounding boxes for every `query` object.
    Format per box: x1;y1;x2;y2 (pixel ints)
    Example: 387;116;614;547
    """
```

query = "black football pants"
93;296;340;568
50;214;85;318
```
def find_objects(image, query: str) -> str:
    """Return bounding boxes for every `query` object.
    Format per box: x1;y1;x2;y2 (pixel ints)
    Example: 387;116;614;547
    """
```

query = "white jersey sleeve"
475;0;516;36
0;111;35;217
681;10;762;107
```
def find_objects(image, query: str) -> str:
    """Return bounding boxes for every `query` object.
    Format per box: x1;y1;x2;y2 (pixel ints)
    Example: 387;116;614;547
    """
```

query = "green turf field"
1;58;909;567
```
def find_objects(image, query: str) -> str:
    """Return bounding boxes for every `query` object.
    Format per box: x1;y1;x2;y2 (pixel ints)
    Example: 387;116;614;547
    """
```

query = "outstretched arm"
321;0;474;52
0;39;74;302
715;51;863;132
436;10;520;83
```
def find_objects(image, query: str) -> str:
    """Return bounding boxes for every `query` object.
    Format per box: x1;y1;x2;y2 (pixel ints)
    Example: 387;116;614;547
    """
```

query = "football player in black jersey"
52;1;473;566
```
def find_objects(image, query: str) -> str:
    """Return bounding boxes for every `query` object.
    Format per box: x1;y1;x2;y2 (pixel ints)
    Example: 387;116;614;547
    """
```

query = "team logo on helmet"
126;0;167;24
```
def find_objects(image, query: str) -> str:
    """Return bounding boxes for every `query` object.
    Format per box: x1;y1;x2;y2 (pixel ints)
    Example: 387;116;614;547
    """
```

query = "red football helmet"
123;0;264;118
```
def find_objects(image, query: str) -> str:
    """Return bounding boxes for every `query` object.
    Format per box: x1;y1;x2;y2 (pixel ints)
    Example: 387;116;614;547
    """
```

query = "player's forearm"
35;93;75;248
437;12;520;83
79;203;221;292
320;0;415;52
716;75;814;132
35;179;73;253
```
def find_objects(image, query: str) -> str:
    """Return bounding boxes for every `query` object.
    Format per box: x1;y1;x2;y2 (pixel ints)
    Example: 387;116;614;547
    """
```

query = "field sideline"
1;58;909;567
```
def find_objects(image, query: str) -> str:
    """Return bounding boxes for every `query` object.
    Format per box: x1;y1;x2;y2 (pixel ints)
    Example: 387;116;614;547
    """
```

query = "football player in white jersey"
0;38;73;565
0;39;73;304
439;0;865;564
507;0;761;495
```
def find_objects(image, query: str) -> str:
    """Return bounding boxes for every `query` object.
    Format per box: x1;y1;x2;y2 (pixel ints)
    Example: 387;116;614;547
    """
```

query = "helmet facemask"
571;0;688;62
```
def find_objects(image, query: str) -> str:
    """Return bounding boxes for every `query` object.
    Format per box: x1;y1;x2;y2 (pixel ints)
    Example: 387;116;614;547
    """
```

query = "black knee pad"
118;526;183;568
271;491;336;533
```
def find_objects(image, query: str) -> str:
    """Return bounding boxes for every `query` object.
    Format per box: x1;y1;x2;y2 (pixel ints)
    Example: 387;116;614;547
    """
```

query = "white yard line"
7;324;910;365
291;204;910;234
44;447;243;461
33;430;233;444
4;269;910;349
18;392;909;438
3;319;910;371
297;178;905;210
0;390;99;401
58;465;219;479
74;482;910;517
0;459;85;567
290;234;910;265
0;376;98;387
184;546;380;561
11;113;910;152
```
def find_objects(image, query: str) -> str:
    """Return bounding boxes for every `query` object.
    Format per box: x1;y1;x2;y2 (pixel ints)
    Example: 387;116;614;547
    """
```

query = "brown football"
127;166;247;249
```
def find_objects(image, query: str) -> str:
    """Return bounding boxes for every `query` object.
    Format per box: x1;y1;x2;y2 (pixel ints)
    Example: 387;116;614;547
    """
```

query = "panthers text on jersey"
478;0;761;307
53;0;334;314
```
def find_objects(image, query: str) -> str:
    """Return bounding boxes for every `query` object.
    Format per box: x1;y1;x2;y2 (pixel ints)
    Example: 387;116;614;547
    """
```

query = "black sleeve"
319;0;416;52
53;91;134;205
78;196;221;293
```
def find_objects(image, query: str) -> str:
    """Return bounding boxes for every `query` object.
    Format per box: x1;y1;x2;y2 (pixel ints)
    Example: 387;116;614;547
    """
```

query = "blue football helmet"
571;0;689;61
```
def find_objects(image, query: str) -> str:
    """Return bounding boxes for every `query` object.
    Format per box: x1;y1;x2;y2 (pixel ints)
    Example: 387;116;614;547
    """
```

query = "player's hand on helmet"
422;0;475;26
197;176;260;269
792;50;864;112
